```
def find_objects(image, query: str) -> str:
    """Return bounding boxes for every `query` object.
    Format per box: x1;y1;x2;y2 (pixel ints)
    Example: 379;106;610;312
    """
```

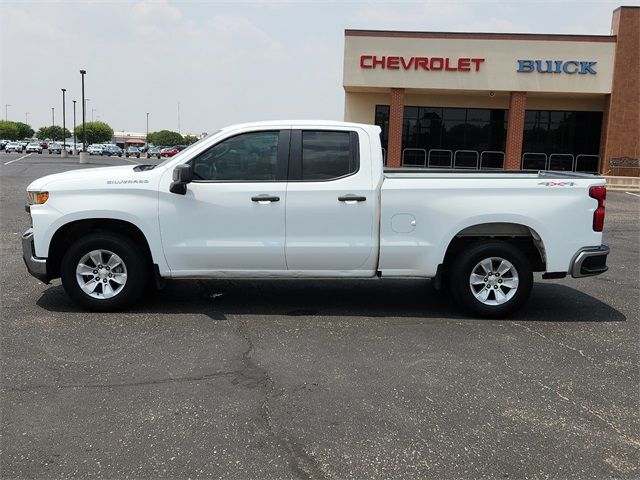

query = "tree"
147;130;184;146
36;126;72;141
74;121;114;145
183;135;200;145
0;120;19;140
14;122;34;139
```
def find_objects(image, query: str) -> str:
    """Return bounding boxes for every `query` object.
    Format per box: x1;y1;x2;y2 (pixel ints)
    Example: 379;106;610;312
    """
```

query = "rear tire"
60;232;148;311
449;241;533;318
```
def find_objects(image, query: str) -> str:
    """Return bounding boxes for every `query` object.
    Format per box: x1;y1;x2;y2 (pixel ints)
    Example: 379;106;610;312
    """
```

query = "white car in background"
25;142;43;154
87;144;104;155
5;142;23;153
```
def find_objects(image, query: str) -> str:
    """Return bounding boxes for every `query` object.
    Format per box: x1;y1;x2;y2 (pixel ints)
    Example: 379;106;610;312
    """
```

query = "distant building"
112;131;146;148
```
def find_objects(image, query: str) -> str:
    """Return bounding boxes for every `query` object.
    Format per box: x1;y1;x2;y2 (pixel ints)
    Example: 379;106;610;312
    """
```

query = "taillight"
589;185;606;232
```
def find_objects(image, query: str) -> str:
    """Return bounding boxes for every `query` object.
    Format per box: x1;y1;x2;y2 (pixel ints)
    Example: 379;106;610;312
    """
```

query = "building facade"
343;6;639;175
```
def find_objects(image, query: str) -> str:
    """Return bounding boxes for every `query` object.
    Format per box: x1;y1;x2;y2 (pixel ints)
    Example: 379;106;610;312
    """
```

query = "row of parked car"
1;138;191;158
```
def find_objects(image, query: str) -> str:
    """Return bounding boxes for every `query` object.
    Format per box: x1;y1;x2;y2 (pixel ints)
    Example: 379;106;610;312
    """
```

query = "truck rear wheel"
60;232;148;311
449;241;533;318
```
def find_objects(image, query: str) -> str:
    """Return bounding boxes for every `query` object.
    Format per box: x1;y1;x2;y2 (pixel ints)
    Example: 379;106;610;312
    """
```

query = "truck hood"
27;165;155;190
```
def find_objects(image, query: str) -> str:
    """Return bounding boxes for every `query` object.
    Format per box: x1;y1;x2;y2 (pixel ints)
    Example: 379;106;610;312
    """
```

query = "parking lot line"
3;153;33;165
625;191;640;198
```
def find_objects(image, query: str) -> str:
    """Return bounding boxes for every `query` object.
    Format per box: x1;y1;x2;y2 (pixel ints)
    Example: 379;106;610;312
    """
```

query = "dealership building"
343;6;639;175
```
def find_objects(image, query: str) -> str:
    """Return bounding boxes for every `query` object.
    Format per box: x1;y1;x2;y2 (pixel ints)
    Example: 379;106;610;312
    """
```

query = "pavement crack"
512;322;596;363
535;380;640;449
6;371;235;392
235;319;326;480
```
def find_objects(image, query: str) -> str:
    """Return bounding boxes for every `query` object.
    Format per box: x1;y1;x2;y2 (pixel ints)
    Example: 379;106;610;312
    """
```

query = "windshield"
156;130;222;168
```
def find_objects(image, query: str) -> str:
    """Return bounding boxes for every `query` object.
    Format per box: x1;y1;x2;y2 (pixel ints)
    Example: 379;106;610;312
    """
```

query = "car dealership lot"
1;154;638;479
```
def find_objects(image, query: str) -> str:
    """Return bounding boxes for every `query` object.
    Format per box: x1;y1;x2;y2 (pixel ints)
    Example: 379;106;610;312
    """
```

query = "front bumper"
21;228;49;283
570;245;609;278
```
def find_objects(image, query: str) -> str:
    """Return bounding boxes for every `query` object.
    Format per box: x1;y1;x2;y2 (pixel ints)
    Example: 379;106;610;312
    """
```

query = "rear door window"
296;130;359;181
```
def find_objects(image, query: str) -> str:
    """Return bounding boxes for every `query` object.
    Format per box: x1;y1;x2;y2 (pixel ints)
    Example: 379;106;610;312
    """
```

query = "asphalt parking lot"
1;152;638;479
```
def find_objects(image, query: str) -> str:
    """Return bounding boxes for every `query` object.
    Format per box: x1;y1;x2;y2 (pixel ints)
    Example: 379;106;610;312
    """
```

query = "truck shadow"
36;278;626;323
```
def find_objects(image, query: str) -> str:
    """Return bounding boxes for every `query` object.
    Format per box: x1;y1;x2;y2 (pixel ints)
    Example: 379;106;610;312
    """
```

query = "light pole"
25;112;29;124
61;88;67;153
72;100;77;152
91;108;96;122
4;104;9;120
51;107;55;139
146;112;149;152
80;70;86;151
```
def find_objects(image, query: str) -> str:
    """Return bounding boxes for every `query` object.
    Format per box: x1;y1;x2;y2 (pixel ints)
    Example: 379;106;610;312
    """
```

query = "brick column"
387;88;405;168
504;91;527;170
600;7;640;175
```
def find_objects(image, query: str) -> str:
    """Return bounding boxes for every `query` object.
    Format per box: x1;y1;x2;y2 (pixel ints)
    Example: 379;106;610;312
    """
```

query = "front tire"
60;232;148;311
449;241;533;318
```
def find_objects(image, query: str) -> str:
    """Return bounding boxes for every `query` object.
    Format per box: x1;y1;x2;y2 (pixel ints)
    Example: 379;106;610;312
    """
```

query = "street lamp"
146;112;149;150
72;100;77;153
91;108;96;122
51;107;55;139
4;104;9;121
80;69;86;151
25;112;29;124
61;88;67;153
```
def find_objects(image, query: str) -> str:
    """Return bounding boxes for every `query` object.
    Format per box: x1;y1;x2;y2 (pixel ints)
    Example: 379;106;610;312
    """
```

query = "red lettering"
445;58;457;71
414;57;429;70
430;57;444;70
387;56;399;70
471;58;485;71
372;56;386;69
400;56;414;70
458;58;471;72
360;55;373;69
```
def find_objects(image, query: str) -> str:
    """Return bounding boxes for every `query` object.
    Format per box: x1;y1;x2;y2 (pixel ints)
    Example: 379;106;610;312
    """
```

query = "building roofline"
344;29;617;43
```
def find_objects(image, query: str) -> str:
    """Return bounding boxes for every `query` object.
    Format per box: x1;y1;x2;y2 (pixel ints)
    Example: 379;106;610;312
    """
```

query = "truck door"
284;128;377;273
158;129;290;275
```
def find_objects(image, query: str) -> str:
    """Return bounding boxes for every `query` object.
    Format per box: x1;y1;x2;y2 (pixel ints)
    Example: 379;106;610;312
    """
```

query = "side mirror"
170;164;193;195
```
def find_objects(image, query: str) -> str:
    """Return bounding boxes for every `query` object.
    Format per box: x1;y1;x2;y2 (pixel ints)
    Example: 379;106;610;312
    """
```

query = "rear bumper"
570;245;609;278
21;228;49;283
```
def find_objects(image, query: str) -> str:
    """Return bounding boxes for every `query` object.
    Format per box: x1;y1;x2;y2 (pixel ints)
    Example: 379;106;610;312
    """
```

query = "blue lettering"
554;60;563;73
562;61;580;74
579;61;597;74
535;60;554;73
517;59;535;72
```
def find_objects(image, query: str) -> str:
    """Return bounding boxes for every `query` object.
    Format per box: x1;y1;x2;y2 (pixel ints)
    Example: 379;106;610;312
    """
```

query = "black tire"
449;240;533;318
60;232;148;311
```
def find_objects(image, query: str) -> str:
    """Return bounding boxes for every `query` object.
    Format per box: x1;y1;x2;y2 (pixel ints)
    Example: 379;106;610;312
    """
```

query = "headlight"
27;191;49;205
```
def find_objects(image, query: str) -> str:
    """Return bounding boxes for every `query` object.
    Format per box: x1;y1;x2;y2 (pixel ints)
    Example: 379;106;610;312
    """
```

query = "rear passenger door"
285;128;377;273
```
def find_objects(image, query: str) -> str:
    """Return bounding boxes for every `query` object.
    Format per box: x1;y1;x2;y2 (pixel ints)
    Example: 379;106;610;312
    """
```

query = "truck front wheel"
60;232;148;311
449;241;533;318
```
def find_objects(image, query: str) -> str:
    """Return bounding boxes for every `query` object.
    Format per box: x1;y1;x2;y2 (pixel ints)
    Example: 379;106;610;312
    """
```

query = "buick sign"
517;60;597;74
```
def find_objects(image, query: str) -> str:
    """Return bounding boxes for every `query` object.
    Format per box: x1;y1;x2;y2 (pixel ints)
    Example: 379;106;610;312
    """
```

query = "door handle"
338;195;366;203
251;195;280;203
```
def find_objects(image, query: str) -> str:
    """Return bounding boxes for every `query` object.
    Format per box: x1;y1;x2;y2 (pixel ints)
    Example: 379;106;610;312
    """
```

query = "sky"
0;0;635;135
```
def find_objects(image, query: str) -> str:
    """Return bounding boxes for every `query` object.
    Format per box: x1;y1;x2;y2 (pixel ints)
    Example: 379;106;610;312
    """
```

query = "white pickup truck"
22;121;609;317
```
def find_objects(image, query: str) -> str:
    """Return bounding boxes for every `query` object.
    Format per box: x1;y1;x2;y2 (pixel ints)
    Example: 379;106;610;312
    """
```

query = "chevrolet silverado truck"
22;121;609;317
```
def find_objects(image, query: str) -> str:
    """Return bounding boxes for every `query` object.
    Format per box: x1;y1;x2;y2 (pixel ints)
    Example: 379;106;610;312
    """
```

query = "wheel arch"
47;218;155;280
441;222;547;273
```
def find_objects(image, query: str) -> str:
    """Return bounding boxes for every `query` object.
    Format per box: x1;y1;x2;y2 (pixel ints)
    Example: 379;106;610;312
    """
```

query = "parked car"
125;146;141;158
48;143;62;154
5;142;23;153
39;141;49;150
25;142;43;154
0;139;9;150
101;145;123;157
148;146;162;158
21;120;609;316
87;144;104;155
159;146;175;157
